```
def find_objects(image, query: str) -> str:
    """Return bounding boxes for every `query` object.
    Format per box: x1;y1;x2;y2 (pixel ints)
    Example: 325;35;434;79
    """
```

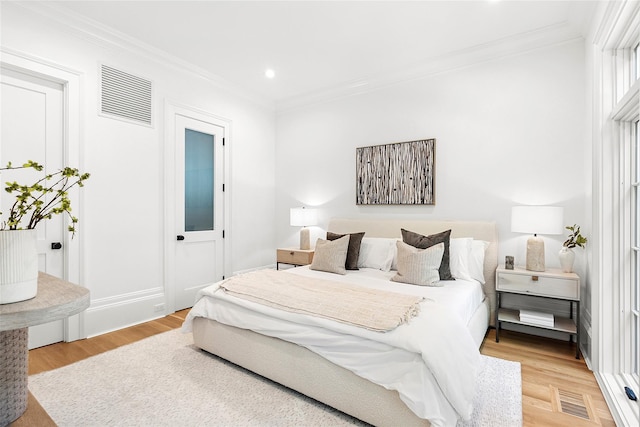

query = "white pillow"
449;238;474;281
391;239;400;270
468;240;489;284
309;235;350;275
357;237;397;271
391;241;444;286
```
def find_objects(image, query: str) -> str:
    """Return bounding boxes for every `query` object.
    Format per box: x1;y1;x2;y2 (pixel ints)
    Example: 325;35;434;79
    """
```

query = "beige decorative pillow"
401;228;454;280
310;235;350;275
392;241;444;286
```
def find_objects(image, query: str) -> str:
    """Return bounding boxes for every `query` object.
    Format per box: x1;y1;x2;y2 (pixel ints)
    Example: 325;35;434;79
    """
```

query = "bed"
182;218;498;427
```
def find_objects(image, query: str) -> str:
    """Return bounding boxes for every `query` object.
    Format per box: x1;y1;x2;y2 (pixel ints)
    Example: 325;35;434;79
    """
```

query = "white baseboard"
82;266;274;338
84;288;166;337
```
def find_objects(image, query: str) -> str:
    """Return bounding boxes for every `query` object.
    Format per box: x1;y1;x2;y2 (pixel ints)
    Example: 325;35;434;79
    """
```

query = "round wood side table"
0;273;89;425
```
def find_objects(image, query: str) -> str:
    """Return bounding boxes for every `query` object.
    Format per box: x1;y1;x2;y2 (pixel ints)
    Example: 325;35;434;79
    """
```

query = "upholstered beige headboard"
327;218;498;326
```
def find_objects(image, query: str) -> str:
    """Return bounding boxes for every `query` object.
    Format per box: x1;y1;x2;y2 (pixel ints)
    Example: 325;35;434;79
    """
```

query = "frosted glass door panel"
184;129;214;232
173;114;225;311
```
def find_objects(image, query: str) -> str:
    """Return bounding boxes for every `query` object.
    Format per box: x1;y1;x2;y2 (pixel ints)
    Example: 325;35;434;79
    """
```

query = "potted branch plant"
0;160;89;304
559;224;587;273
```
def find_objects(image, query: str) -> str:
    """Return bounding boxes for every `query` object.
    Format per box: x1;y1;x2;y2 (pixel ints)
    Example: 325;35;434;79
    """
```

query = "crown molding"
8;1;588;115
276;21;585;113
9;1;275;111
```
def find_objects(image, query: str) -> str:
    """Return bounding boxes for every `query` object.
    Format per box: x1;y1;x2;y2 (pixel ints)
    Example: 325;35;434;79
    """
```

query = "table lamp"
290;207;318;250
511;205;563;272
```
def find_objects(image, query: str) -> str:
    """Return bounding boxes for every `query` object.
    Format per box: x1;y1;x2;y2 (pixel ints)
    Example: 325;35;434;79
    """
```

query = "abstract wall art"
356;138;435;205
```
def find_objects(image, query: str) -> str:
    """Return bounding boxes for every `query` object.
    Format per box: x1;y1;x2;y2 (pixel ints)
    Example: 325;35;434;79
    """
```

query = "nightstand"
276;248;314;270
495;266;581;359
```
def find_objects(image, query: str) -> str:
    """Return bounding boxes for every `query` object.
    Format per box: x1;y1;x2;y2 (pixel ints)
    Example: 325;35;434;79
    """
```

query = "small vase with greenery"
0;160;89;304
559;224;586;273
563;224;587;249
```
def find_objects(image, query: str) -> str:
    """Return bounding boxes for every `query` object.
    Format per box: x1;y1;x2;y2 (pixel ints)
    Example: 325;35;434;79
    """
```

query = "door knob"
177;235;185;241
51;242;62;250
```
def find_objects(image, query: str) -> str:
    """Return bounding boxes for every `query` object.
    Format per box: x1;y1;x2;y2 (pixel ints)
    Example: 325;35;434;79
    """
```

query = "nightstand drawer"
497;271;579;300
277;249;314;266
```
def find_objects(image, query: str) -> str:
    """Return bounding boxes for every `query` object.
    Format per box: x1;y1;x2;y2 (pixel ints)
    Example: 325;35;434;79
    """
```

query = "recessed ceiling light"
265;69;275;79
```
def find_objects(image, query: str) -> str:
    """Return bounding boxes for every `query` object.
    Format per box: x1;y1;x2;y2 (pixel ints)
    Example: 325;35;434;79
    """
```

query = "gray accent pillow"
310;235;350;275
392;241;444;286
401;228;454;281
326;231;365;270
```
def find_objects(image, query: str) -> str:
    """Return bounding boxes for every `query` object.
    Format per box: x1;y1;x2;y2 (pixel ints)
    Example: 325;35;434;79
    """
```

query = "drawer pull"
289;251;294;256
532;276;539;281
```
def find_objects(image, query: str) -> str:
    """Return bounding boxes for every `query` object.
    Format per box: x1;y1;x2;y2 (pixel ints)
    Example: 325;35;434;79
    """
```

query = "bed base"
192;299;489;427
193;316;431;427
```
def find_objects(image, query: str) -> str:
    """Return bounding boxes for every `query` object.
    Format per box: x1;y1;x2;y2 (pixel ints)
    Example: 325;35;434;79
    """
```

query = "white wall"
1;4;277;335
277;40;587;265
276;40;589;343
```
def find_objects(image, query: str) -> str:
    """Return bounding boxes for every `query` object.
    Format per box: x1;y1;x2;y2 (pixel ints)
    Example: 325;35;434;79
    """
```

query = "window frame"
633;119;640;377
635;43;639;80
592;1;640;426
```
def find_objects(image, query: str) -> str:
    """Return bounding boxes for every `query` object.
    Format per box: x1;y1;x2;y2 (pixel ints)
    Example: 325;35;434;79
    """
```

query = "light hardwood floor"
11;311;614;427
482;329;614;427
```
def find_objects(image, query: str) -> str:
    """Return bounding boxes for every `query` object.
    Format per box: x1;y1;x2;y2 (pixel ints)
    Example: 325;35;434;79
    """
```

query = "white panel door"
0;68;66;348
174;115;225;310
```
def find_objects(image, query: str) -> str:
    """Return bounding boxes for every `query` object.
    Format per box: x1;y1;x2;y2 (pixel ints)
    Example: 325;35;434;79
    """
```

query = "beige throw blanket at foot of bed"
219;269;424;332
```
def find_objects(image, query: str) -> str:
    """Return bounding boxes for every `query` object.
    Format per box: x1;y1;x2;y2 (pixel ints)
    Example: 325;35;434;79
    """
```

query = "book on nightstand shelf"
519;309;554;327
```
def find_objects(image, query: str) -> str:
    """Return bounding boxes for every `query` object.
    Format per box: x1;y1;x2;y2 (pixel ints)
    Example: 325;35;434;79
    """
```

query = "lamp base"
299;227;311;250
526;235;545;272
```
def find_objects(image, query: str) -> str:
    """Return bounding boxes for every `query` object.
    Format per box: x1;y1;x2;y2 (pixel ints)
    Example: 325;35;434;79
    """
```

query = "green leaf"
0;160;89;236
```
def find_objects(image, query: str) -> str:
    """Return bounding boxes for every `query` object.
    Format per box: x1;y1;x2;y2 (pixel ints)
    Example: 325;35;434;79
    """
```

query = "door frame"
163;101;231;313
1;48;85;341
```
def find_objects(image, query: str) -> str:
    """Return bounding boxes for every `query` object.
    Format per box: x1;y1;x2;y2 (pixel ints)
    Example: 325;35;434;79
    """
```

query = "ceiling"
44;1;597;108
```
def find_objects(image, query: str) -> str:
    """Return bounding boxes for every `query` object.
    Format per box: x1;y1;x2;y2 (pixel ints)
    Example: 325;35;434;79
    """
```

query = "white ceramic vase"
559;246;575;273
0;229;38;304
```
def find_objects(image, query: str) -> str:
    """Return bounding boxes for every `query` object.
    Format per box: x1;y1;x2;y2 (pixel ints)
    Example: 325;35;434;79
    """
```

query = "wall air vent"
100;64;152;127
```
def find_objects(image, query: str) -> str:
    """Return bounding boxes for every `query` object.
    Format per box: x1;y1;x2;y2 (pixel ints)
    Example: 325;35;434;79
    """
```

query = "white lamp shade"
290;207;318;227
511;206;563;236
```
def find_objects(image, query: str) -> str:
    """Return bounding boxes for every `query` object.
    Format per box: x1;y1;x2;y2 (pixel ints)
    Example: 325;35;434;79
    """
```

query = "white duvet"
182;267;483;427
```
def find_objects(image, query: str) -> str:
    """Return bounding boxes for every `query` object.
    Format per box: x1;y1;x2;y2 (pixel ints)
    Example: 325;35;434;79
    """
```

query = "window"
634;119;640;377
624;41;640;390
594;2;640;426
612;51;640;427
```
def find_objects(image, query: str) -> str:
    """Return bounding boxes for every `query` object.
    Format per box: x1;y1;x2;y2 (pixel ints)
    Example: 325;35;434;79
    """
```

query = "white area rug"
29;329;522;426
459;353;522;427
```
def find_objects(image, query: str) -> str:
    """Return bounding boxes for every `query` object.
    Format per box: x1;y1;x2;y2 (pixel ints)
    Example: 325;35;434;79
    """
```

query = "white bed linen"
288;266;485;326
183;267;483;427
